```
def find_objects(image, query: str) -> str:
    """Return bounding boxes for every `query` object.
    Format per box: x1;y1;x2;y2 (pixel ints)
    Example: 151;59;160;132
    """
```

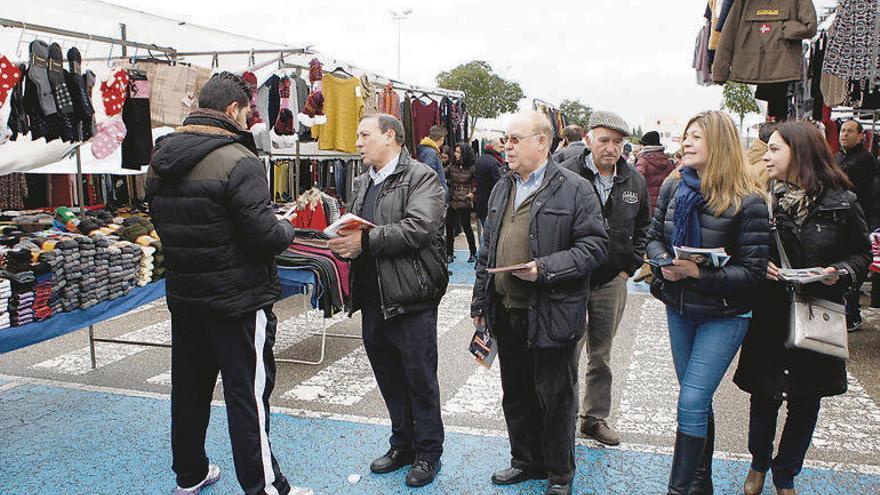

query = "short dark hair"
843;119;864;133
775;121;852;197
758;122;777;144
562;125;584;143
428;125;448;141
363;114;405;145
198;72;251;112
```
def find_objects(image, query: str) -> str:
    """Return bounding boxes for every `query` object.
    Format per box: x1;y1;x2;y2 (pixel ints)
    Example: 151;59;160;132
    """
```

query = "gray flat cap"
589;111;630;136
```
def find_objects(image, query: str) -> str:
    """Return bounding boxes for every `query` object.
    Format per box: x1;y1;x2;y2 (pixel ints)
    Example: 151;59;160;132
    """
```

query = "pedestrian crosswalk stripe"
31;320;172;375
442;364;503;419
145;310;350;386
615;297;678;436
812;372;880;456
281;289;473;405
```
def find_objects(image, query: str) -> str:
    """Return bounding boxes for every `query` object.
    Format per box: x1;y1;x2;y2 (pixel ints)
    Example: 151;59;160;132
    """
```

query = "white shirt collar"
369;153;401;185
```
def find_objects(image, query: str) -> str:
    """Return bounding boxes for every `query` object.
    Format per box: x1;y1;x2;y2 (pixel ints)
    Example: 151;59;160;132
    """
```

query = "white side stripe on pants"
254;309;280;495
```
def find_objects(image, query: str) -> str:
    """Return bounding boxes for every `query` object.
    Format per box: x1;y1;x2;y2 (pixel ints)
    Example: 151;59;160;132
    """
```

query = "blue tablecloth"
0;280;167;355
0;268;320;355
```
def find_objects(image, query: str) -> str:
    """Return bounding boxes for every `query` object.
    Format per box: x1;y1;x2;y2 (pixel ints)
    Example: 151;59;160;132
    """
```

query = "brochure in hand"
778;267;841;284
487;262;531;274
469;325;498;368
323;213;377;238
673;246;730;268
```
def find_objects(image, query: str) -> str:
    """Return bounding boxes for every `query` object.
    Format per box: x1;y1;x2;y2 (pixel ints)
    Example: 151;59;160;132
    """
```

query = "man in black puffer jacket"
147;72;294;495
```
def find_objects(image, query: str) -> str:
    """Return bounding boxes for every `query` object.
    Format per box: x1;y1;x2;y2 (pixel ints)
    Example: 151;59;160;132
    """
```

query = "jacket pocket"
544;290;587;343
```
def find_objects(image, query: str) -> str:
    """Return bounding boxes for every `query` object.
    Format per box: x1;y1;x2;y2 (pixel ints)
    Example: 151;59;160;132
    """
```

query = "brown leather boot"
743;469;765;495
775;489;796;495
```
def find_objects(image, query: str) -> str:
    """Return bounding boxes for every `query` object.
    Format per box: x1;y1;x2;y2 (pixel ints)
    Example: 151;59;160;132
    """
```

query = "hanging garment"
411;97;440;152
25;40;61;142
455;100;469;144
7;64;29;140
65;47;96;141
258;75;280;131
316;73;364;153
293;74;310;136
822;0;880;85
713;0;818;84
101;68;129;117
135;61;212;127
821;72;849;107
0;55;22;107
361;75;379;116
378;83;401;118
242;71;262;128
0;173;28;209
401;95;415;154
121;69;152;170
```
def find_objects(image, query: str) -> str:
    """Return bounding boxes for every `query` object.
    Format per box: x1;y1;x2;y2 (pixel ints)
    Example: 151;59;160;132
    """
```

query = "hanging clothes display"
120;69;152;170
712;0;818;84
377;83;401;118
0;173;28;210
402;94;415;153
361;75;379;116
822;0;880;86
315;73;364;154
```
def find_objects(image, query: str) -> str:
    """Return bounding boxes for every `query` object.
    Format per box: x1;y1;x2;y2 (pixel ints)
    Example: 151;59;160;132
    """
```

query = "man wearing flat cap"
559;110;650;446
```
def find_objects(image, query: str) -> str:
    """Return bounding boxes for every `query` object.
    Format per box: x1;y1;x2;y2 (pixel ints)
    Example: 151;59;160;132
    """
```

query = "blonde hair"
680;111;765;215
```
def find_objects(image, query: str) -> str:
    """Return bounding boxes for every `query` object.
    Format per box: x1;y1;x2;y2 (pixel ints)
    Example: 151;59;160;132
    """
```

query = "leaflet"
323;213;377;238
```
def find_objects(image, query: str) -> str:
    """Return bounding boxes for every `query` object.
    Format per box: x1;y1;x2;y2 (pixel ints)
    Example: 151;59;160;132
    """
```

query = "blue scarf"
672;166;704;247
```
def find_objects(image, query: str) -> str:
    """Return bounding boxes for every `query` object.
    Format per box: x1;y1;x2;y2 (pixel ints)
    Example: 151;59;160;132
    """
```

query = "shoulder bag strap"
768;180;793;270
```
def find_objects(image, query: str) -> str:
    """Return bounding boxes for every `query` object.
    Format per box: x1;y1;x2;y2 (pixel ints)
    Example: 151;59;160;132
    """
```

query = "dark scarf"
672;166;705;247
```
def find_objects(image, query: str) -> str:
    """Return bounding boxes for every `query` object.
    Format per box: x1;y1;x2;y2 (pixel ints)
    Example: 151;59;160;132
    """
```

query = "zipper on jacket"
412;257;428;295
375;180;389;316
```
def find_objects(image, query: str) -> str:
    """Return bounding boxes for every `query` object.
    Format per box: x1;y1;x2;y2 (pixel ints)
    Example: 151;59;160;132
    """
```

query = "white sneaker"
174;464;221;494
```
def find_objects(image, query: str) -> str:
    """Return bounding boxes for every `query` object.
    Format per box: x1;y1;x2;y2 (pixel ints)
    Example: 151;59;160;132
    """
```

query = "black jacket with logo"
561;149;651;287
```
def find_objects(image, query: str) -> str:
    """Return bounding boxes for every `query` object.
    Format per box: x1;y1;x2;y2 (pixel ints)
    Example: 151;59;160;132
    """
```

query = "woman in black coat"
734;121;871;495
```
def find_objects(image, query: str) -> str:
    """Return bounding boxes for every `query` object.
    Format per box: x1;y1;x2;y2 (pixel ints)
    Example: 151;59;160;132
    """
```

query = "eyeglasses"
500;133;540;145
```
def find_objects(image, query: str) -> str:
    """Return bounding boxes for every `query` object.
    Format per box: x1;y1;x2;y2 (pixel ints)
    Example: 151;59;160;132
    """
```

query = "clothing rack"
533;98;560;110
84;47;312;64
0;17;177;56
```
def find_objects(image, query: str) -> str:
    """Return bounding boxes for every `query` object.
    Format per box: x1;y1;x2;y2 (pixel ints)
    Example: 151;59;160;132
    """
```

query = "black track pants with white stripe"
171;305;291;495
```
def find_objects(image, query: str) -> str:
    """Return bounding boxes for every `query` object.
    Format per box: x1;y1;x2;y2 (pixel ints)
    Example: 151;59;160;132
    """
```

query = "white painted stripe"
282;288;473;405
442;364;503;419
31;320;172;375
145;310;349;386
615;297;679;436
254;309;280;495
811;372;880;456
4;373;879;476
0;381;21;394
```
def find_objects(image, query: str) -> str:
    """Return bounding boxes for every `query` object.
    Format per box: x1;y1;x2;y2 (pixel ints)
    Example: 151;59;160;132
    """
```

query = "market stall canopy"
22;127;175;176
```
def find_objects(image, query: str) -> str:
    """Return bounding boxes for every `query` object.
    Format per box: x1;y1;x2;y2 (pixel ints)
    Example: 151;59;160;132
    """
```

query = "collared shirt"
512;160;547;209
585;153;617;205
369;153;401;185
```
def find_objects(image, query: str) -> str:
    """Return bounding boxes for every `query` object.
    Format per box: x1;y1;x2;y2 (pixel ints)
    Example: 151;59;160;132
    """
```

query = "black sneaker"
405;459;440;487
848;319;863;333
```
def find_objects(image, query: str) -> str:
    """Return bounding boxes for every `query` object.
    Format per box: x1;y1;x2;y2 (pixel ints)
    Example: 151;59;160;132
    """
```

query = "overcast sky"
16;0;841;132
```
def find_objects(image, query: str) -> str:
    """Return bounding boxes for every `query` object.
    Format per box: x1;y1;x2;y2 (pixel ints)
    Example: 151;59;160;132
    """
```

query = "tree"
720;82;760;132
436;61;524;138
559;99;592;128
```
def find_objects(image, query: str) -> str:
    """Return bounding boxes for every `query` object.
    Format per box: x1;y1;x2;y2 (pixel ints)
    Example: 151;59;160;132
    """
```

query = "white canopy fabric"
23;127;174;175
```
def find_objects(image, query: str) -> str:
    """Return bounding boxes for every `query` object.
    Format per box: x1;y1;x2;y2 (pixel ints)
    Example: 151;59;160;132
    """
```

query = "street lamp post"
388;8;412;79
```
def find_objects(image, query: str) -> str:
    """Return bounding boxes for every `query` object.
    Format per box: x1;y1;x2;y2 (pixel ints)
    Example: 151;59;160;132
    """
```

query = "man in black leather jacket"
329;114;447;488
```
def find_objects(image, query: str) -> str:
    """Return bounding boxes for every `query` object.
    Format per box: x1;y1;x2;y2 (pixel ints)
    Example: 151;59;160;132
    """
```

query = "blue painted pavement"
1;383;877;494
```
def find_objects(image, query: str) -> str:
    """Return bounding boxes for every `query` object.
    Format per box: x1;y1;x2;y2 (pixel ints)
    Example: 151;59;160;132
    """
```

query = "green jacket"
713;0;817;84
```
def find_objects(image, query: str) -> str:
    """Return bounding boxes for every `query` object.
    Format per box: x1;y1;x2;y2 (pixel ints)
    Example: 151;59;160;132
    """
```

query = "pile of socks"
76;236;100;310
119;216;166;282
32;262;53;321
38;246;65;315
5;250;35;327
56;238;83;312
137;245;156;286
107;241;142;300
0;279;10;330
93;237;112;302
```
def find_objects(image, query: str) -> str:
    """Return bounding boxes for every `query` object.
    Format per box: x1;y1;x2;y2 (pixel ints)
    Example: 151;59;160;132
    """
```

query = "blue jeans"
666;308;749;437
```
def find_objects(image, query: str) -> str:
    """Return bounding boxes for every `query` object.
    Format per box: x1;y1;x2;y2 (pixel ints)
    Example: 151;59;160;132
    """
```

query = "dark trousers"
361;298;444;463
171;305;290;495
446;206;477;256
845;287;862;325
748;394;822;490
495;303;579;485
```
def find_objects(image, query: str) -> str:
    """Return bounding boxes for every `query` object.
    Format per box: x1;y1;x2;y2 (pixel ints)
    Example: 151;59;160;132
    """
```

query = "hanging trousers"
171;304;291;495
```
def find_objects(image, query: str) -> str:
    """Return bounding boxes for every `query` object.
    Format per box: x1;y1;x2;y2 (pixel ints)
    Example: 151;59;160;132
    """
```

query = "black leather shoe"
405;459;439;487
546;482;572;495
369;448;414;474
491;466;547;485
467;254;477;263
